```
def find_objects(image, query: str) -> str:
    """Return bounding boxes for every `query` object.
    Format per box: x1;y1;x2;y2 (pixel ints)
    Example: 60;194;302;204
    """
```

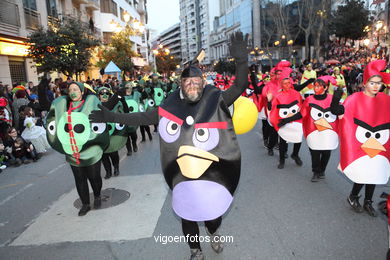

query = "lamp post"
152;44;171;73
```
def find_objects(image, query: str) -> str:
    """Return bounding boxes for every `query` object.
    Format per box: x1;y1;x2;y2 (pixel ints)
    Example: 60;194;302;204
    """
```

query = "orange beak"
361;138;386;158
314;118;333;132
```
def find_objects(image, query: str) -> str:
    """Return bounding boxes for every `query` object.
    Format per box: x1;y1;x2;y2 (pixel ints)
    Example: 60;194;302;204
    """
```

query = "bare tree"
297;0;319;60
313;0;330;60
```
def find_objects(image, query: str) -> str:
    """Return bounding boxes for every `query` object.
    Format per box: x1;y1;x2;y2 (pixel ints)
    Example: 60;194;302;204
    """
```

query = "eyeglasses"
9;130;16;133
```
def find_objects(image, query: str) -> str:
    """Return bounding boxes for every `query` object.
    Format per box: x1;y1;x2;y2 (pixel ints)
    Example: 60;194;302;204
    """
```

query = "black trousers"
181;217;222;249
126;132;138;152
279;137;301;161
262;119;270;144
70;160;102;205
102;152;119;173
140;125;152;140
267;126;279;150
351;183;376;201
309;149;331;173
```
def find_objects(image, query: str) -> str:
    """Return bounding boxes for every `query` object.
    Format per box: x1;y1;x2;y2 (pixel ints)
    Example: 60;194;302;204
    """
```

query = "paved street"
0;122;388;260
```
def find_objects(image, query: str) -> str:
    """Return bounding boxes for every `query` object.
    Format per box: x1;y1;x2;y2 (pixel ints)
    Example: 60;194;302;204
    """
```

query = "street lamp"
152;45;171;73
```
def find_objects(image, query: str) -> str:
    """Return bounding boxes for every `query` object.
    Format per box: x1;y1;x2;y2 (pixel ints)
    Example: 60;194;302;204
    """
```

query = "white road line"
47;163;67;175
0;183;34;206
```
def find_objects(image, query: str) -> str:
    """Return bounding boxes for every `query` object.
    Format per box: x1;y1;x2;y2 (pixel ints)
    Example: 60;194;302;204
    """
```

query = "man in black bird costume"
90;32;248;260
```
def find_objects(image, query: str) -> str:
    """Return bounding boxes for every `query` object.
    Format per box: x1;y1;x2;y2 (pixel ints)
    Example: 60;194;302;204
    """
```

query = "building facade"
0;0;148;85
179;0;219;65
153;23;181;61
209;0;253;63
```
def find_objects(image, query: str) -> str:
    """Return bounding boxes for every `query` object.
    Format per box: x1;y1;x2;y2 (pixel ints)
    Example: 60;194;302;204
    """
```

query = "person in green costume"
97;84;127;179
45;81;109;216
121;82;141;155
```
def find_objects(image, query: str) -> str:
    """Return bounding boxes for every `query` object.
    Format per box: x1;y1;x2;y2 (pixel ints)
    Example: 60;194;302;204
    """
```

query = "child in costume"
302;76;343;182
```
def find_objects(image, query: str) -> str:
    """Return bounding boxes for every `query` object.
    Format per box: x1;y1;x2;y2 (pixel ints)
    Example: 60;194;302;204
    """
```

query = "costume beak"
176;145;219;179
361;138;386;158
314;118;333;131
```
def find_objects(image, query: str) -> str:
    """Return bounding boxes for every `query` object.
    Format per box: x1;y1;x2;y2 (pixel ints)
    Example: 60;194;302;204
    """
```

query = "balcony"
84;0;99;11
72;0;88;4
24;8;41;30
0;1;20;27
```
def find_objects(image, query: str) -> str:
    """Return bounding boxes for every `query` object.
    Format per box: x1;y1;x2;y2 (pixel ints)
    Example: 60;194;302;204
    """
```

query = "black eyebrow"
276;100;298;109
309;103;330;112
354;118;390;132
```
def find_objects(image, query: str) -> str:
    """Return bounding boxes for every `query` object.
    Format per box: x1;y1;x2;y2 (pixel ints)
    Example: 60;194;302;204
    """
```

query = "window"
120;7;125;21
100;0;118;16
9;60;26;84
23;0;37;10
46;0;57;17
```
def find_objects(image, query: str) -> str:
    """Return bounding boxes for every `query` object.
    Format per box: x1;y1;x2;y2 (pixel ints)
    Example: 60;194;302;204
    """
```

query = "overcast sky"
147;0;180;34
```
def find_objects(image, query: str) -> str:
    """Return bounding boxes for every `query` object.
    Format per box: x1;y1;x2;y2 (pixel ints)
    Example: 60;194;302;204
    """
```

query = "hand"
228;31;249;63
266;91;273;102
89;104;113;123
307;78;315;84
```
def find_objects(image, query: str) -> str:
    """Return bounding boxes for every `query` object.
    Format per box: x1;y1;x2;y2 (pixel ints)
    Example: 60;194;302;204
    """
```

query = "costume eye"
289;104;300;115
355;126;372;144
324;111;337;123
91;123;106;134
126;100;139;113
192;128;219;151
115;123;125;131
148;100;155;107
279;108;289;118
373;129;389;145
47;121;56;135
73;124;85;134
310;107;322;121
158;117;181;143
139;104;145;112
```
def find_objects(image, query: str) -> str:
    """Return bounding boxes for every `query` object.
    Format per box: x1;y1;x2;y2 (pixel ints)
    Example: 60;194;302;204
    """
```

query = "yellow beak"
176;145;219;179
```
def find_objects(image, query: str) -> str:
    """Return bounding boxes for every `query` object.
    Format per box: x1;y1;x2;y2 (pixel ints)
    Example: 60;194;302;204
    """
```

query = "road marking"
11;174;168;246
47;163;66;175
0;183;34;206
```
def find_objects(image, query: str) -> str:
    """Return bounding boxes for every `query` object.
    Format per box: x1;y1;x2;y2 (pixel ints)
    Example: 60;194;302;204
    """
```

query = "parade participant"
97;85;127;179
302;76;343;182
336;60;390;217
330;67;348;102
300;63;317;98
121;82;141;156
45;81;109;216
268;67;304;169
90;32;249;260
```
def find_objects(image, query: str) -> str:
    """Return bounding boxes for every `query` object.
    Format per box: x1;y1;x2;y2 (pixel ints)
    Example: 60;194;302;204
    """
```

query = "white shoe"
0;165;7;170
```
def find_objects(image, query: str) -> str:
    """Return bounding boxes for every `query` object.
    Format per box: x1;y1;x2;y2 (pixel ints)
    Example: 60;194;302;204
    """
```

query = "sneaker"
133;145;138;153
78;204;91;216
206;228;224;253
290;155;303;166
311;173;319;182
127;151;132;156
347;195;364;213
113;167;120;176
363;199;378;217
268;149;274;156
0;165;7;170
318;172;325;179
190;249;204;260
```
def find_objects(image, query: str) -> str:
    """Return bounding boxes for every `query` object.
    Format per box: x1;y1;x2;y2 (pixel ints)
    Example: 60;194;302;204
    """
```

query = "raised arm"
89;104;159;126
222;32;249;106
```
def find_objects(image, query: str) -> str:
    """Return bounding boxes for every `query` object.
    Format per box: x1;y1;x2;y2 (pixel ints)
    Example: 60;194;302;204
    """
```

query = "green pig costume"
97;86;127;179
46;81;109;216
